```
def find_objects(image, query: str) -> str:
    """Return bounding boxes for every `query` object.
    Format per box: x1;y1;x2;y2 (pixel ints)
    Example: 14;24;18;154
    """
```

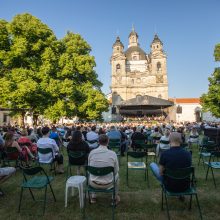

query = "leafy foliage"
201;44;220;118
0;13;108;124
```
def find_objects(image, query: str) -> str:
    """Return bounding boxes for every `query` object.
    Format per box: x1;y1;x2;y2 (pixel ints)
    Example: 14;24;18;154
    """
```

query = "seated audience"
156;128;170;157
188;127;199;147
37;126;64;174
86;126;99;149
49;126;62;147
131;127;145;150
88;134;120;204
18;130;37;157
4;131;35;162
67;130;90;174
150;132;192;193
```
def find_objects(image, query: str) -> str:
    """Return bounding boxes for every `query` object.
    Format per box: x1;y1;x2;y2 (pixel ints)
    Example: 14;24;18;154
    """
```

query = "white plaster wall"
176;103;201;122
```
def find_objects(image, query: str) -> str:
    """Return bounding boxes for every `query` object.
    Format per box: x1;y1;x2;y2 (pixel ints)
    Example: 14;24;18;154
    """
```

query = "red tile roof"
169;98;200;104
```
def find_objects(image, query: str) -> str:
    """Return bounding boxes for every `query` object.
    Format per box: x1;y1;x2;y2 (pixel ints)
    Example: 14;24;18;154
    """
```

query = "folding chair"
108;139;121;165
198;142;217;168
144;143;157;162
2;147;20;167
161;167;202;220
85;166;116;220
205;151;220;188
18;166;56;215
126;151;149;187
67;150;87;178
37;148;56;174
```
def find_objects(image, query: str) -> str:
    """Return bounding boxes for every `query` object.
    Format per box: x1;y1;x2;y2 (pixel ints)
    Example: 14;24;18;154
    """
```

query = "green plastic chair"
205;151;220;188
85;166;116;220
108;139;121;165
67;150;88;178
126;151;149;187
198;142;217;168
18;166;56;215
2;147;20;167
161;167;202;220
144;143;157;161
132;139;146;151
37;147;56;174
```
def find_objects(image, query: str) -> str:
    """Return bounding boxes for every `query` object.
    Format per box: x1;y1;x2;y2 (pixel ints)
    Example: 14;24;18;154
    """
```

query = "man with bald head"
150;132;192;192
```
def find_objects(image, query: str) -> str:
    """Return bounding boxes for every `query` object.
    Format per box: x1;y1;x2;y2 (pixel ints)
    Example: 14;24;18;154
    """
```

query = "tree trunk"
21;111;25;128
33;114;39;127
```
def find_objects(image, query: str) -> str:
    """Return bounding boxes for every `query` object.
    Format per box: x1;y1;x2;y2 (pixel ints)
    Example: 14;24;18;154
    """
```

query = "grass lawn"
0;143;220;220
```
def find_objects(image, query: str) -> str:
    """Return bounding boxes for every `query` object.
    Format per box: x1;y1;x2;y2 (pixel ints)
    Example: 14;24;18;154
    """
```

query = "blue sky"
0;0;219;98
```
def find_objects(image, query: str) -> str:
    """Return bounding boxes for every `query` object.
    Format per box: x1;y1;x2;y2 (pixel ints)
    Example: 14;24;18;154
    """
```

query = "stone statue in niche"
156;75;163;83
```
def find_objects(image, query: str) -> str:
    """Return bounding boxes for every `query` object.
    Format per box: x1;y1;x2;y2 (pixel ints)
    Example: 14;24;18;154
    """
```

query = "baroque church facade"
110;28;168;106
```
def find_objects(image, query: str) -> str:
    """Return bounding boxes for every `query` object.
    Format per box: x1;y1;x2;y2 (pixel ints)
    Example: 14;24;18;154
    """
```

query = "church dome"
125;46;146;60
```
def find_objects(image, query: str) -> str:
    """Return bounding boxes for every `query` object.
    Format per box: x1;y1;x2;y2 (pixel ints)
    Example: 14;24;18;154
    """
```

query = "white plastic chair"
65;176;86;209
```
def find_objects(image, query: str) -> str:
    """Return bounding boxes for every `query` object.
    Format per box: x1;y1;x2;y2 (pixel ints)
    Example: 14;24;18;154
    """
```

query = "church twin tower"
110;28;168;104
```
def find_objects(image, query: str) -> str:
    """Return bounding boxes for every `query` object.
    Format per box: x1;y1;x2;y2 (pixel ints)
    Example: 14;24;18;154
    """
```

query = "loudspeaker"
112;106;116;114
176;105;182;114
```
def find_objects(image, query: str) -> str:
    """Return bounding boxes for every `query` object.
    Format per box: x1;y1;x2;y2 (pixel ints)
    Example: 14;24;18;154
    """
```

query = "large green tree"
201;44;220;118
44;32;108;122
0;13;108;125
0;14;56;125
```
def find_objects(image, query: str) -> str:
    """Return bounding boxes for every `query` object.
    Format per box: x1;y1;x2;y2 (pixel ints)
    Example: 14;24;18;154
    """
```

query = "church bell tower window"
116;64;121;73
157;62;161;72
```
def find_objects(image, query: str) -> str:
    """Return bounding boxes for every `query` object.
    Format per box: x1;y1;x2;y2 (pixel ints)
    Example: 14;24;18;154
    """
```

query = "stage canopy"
117;95;174;116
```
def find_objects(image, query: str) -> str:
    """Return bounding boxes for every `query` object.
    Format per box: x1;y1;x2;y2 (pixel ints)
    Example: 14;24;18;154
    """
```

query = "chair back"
160;140;170;145
132;139;146;150
144;143;157;150
22;166;44;176
205;143;218;152
211;151;220;158
86;166;114;176
37;147;54;163
68;150;87;165
127;151;146;159
38;147;53;154
21;166;50;182
164;166;194;180
5;147;19;160
190;135;199;139
108;139;121;149
87;140;98;144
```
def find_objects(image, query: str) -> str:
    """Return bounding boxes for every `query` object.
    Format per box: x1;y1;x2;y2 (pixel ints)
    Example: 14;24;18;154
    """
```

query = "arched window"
132;56;137;60
131;79;134;84
157;62;161;72
116;64;120;72
117;47;119;51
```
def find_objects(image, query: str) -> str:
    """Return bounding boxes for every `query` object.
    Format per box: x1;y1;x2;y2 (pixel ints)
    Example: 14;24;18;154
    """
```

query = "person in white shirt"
86;126;99;149
88;134;120;204
37;126;64;174
156;128;170;157
0;167;16;196
188;127;199;147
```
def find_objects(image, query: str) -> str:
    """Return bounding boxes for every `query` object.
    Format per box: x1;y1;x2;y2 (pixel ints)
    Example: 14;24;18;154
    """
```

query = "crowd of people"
0;120;219;204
